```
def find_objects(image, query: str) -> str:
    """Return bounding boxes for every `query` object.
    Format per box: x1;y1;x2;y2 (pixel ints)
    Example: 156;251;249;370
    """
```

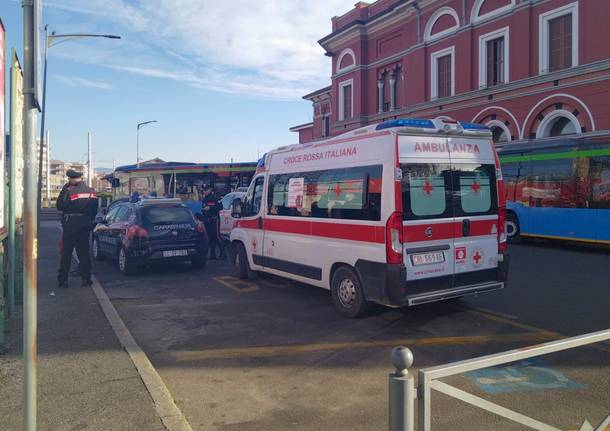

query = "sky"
1;0;353;169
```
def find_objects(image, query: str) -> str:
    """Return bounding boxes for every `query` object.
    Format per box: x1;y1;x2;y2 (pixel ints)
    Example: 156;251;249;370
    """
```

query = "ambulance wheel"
331;266;370;318
234;242;255;280
506;212;521;243
118;246;138;275
92;236;104;261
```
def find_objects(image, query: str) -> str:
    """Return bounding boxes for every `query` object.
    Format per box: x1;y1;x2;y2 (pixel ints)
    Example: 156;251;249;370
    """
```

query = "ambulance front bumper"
355;252;509;307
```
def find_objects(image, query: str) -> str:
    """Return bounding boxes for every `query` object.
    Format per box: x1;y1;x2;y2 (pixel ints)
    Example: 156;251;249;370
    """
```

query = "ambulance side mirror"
232;199;243;218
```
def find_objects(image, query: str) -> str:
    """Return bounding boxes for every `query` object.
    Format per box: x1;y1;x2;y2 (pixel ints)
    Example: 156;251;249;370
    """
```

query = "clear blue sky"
1;1;352;168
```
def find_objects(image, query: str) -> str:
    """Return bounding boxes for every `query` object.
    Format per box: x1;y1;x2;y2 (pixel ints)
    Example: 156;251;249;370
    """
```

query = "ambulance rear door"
399;136;456;292
448;136;499;285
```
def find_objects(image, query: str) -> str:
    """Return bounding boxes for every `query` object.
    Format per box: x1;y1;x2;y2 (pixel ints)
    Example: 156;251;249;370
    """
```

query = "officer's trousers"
58;226;92;283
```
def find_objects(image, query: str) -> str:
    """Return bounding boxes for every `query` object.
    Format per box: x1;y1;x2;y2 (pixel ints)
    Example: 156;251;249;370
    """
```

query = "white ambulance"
229;118;509;317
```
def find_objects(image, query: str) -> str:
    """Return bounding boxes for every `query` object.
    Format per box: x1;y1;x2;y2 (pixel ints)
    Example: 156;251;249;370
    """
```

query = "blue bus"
499;139;610;245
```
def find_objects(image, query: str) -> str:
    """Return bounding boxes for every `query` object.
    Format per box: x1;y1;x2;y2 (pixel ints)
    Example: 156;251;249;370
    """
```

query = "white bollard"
389;346;415;431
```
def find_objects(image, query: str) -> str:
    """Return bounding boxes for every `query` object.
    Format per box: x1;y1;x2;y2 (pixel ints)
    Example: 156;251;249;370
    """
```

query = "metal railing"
389;328;610;431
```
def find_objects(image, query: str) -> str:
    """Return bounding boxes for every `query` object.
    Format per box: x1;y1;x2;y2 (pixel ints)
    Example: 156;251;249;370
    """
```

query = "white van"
230;118;509;317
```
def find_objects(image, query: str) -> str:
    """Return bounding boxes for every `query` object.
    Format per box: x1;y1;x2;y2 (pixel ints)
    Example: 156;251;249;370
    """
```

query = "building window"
338;79;353;121
536;110;581;138
437;56;452;98
479;27;509;88
322;114;330;137
548;15;572;72
378;65;403;113
539;2;578;74
431;47;455;100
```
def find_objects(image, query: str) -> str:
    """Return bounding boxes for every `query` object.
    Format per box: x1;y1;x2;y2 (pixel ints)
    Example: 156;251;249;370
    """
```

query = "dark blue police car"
92;198;208;274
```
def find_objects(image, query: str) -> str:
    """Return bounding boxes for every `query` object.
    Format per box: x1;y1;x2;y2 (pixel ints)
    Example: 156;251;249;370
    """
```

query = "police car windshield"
141;206;194;225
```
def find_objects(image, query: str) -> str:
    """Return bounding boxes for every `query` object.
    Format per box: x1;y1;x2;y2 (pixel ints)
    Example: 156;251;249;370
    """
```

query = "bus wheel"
235;242;255;280
331;266;370;318
506;212;521;243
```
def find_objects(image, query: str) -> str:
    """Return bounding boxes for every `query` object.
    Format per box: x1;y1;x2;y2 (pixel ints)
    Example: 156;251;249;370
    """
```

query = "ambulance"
229;118;509;317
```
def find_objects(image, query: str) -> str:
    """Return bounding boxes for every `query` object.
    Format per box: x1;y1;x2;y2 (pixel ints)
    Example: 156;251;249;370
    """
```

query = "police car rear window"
141;207;194;225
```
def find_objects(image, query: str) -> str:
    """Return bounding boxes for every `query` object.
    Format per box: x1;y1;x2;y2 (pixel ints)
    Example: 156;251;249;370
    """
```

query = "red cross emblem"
252;238;257;250
422;180;434;196
471;181;481;193
473;250;482;265
334;184;342;197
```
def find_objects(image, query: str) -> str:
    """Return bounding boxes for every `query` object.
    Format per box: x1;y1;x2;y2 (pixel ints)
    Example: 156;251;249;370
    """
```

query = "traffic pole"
389;347;415;431
45;130;50;207
22;0;40;429
87;132;92;187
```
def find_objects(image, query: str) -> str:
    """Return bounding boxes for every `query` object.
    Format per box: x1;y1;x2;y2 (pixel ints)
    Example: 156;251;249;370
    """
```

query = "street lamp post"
137;120;158;167
37;26;120;210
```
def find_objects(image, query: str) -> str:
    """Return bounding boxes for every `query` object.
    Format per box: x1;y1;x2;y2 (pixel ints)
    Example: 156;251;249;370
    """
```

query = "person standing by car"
56;169;98;288
201;186;221;259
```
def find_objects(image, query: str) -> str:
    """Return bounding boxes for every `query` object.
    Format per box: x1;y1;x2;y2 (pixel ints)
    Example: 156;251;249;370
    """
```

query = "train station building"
290;0;610;147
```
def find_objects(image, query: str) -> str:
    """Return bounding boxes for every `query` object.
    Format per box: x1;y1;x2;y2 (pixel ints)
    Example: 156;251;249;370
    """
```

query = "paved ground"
0;223;164;431
91;239;610;431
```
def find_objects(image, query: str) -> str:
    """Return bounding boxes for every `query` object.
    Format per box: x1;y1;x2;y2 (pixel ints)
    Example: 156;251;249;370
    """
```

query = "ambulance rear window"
401;164;452;220
454;164;497;216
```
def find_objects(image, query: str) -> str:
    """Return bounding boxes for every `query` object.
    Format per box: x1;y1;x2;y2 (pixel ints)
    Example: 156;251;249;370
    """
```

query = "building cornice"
289;122;314;132
331;59;610;130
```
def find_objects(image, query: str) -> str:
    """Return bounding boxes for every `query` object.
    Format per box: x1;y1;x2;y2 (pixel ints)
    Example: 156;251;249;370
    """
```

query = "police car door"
400;136;456;292
449;137;499;281
240;176;265;270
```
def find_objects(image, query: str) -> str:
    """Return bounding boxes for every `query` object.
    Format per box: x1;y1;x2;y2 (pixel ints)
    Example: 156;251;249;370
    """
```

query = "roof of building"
302;85;332;101
289;122;314;132
319;0;412;50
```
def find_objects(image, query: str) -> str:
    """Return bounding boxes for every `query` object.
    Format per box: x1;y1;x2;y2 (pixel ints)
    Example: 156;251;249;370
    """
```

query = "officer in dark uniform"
56;169;98;288
201;186;221;259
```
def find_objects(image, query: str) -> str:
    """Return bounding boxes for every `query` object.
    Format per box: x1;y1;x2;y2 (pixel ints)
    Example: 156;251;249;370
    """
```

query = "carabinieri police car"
92;197;209;274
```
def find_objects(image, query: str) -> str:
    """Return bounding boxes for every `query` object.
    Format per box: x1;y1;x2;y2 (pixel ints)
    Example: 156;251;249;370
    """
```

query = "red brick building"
291;0;610;147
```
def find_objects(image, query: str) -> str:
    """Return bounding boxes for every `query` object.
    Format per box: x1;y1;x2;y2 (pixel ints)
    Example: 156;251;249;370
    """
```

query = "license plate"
163;250;188;257
411;251;445;266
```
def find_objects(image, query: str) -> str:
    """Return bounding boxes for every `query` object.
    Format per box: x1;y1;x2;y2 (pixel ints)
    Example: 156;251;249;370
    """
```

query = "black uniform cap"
66;169;84;178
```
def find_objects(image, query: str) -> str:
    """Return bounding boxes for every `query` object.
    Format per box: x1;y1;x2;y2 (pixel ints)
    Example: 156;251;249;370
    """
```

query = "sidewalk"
0;222;164;431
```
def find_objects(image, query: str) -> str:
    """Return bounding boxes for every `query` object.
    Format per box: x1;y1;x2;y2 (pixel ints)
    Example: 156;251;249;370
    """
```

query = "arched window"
537;110;581;138
424;7;460;42
549;117;577;137
486;120;511;144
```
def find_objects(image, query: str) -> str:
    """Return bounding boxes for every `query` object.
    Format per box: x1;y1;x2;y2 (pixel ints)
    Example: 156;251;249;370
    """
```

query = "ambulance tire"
331;266;371;318
506;212;521;243
235;242;255;280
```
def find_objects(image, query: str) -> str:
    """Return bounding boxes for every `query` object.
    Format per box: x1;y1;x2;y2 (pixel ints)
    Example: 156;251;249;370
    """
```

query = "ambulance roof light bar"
376;118;436;131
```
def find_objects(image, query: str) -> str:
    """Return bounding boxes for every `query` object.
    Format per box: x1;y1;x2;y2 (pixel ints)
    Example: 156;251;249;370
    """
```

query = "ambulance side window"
244;177;265;217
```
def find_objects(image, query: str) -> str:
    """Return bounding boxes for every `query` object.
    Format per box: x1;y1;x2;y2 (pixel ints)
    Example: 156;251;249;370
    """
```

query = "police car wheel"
118;247;138;275
506;212;521;244
331;266;370;318
191;255;207;270
92;237;104;261
235;242;254;280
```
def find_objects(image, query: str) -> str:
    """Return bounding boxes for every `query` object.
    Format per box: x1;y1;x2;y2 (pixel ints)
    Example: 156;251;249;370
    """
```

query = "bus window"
590;155;610;209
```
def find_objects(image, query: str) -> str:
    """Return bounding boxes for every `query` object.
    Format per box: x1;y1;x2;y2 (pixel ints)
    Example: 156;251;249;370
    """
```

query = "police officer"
56;169;98;288
201;186;222;259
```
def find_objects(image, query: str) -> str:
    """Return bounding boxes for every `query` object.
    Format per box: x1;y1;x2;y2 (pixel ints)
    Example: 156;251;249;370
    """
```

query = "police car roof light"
375;118;436;130
138;197;183;206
